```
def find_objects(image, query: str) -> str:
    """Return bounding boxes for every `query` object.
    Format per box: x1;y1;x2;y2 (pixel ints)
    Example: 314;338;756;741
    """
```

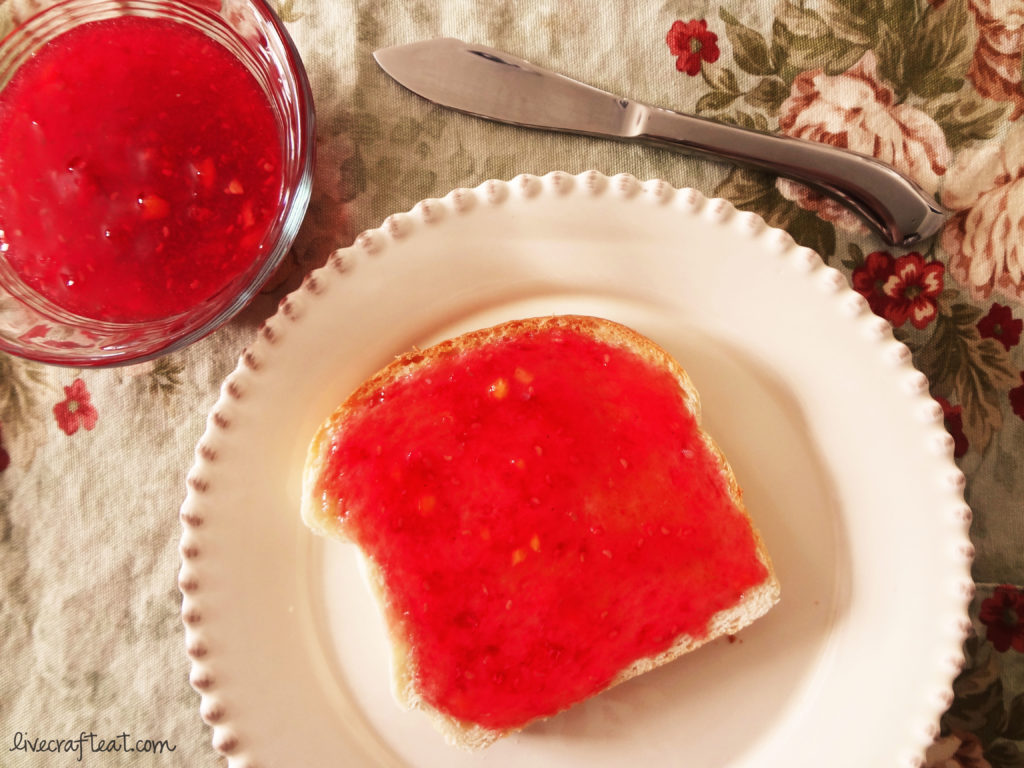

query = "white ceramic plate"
179;171;974;768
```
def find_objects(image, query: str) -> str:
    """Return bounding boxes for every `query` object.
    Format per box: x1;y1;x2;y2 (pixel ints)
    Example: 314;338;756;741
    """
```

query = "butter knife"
373;37;947;248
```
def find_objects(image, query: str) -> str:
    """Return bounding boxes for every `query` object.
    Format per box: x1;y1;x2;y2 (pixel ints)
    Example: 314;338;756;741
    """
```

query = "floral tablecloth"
1;0;1023;765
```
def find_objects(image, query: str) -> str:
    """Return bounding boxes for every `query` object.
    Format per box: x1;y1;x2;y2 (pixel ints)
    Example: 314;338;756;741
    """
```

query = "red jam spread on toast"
0;15;283;323
316;324;768;729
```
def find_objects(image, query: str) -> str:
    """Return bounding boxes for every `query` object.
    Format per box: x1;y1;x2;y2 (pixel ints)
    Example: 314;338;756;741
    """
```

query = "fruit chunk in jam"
315;324;769;729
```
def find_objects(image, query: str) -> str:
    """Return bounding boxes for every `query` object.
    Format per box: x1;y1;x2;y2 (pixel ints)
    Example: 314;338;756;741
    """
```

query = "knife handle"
638;106;946;247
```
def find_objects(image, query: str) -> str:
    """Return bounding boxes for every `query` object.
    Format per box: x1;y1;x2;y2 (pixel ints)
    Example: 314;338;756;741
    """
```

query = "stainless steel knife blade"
373;37;947;248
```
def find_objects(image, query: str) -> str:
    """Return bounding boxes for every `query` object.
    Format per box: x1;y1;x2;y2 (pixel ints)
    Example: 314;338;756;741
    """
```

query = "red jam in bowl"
316;324;769;729
0;14;284;324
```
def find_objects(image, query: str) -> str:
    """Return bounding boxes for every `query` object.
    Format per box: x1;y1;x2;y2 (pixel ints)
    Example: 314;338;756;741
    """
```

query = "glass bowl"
0;0;314;366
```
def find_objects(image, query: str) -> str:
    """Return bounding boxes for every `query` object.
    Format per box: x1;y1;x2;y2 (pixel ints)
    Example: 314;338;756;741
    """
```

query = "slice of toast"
302;315;780;749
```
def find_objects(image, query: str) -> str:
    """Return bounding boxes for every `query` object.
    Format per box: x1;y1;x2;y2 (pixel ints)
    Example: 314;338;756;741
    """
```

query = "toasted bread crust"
301;315;780;750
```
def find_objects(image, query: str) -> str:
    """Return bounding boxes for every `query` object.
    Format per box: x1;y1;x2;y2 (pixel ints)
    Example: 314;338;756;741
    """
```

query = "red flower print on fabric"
0;423;9;471
935;397;969;458
666;19;720;76
979;584;1024;653
882;253;944;329
851;250;896;315
1010;373;1024;421
53;378;98;436
976;303;1023;351
852;251;943;329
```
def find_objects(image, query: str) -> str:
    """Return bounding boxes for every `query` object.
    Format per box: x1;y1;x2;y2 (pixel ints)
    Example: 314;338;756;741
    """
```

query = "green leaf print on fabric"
841;242;866;272
771;2;867;79
744;76;789;112
338;150;368;203
915;294;1019;453
269;0;302;23
1006;695;1024;741
330;96;495;221
0;356;45;435
697;64;741;113
902;0;974;99
346;111;384;145
933;93;1010;148
718;9;777;78
715;110;771;132
942;627;1024;767
695;89;739;113
714;167;837;256
389;116;423;145
146;357;185;399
